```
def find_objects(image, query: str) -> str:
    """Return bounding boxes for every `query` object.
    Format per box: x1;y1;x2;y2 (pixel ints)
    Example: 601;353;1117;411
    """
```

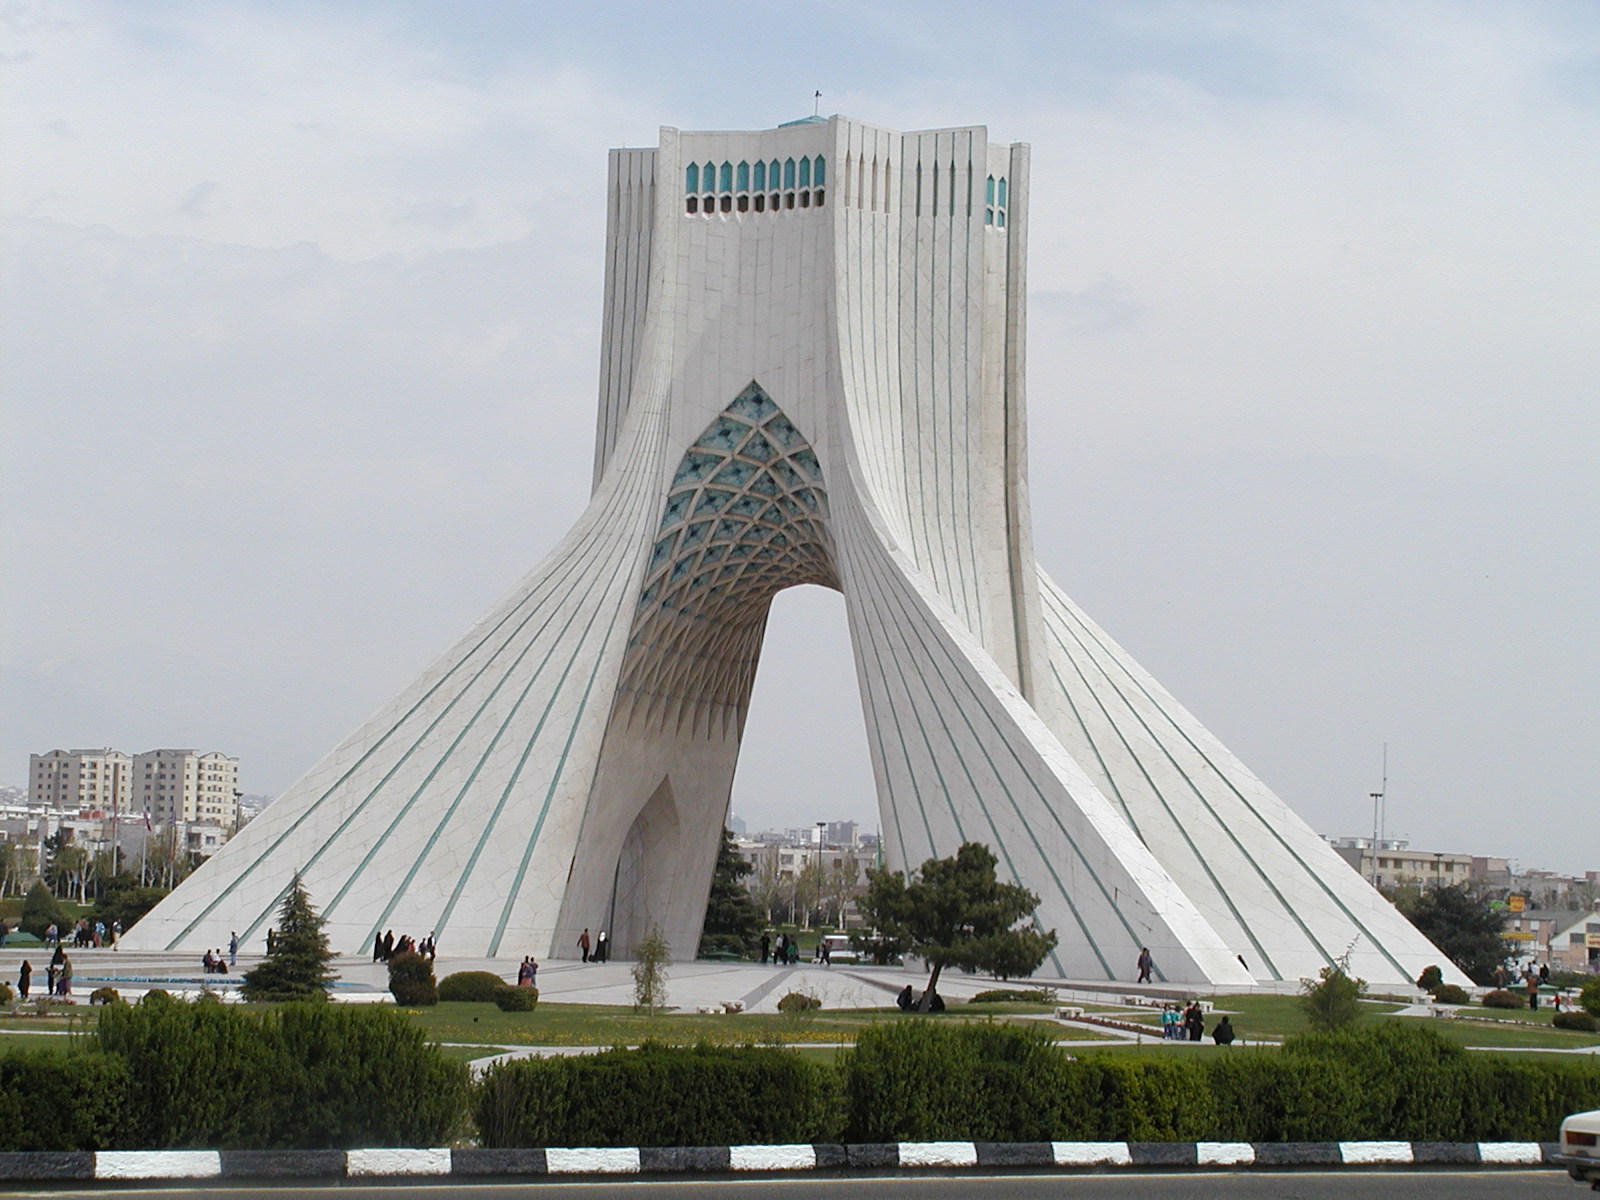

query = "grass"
401;1001;1115;1047
1115;994;1406;1041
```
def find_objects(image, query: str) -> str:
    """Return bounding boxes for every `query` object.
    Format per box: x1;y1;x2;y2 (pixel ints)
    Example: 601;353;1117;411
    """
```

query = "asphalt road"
0;1170;1581;1199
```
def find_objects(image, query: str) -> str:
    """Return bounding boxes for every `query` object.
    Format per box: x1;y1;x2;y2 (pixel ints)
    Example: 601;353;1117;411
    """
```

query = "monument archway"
127;116;1463;988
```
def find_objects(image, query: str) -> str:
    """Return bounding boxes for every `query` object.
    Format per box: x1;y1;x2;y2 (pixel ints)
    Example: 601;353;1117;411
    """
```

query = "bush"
969;988;1054;1004
1581;977;1600;1019
1203;1053;1363;1141
438;971;508;1003
494;986;539;1012
0;983;11;1005
776;991;821;1013
1554;1011;1598;1033
19;880;71;940
1415;965;1444;992
1483;988;1525;1009
387;951;437;1007
0;1050;132;1150
476;1042;842;1148
1300;962;1366;1031
89;987;122;1006
1432;983;1471;1004
94;994;468;1148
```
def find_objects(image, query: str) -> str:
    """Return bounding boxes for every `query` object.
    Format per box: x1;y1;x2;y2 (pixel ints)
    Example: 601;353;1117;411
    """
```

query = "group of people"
516;956;539;986
372;930;436;962
38;919;122;950
1159;1000;1235;1044
895;984;944;1012
759;932;801;965
575;928;609;962
15;947;76;999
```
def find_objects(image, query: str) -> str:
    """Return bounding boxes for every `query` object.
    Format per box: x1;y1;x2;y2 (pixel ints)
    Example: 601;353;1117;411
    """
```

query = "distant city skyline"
4;2;1596;876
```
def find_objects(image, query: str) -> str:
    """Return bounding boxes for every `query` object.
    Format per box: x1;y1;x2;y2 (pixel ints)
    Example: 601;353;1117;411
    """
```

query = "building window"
753;161;766;191
686;196;698;213
736;161;749;192
784;158;796;189
686;163;699;192
719;162;733;192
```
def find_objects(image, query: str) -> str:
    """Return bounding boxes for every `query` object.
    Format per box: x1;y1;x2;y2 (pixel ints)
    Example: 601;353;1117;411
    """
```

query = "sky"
3;1;1596;874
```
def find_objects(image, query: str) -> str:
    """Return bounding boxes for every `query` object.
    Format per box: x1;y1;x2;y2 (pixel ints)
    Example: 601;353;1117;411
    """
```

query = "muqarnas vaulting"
129;116;1461;987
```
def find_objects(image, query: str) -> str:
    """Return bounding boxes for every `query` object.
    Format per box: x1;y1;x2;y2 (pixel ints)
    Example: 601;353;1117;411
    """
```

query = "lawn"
1115;994;1406;1041
401;1000;1116;1048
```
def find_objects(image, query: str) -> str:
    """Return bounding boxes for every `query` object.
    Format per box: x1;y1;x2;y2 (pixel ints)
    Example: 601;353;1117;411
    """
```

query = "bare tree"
794;858;828;931
826;855;861;928
749;845;784;923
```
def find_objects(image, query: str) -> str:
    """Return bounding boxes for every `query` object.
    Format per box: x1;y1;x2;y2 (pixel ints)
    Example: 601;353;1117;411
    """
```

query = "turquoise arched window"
770;160;781;189
704;163;716;192
814;156;825;186
736;161;749;192
784;158;796;188
985;175;995;204
720;162;733;192
686;163;699;193
998;177;1007;207
753;160;766;191
798;157;811;187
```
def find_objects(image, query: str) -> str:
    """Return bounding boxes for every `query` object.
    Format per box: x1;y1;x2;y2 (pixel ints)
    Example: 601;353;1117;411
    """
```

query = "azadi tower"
129;116;1461;988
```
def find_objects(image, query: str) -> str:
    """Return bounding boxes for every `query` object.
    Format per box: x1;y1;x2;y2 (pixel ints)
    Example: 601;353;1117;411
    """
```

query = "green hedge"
438;971;507;1003
477;1042;843;1148
0;1050;132;1151
93;993;468;1148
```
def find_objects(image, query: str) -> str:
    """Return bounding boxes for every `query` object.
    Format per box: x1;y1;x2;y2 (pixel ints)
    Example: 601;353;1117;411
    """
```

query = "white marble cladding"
126;116;1462;988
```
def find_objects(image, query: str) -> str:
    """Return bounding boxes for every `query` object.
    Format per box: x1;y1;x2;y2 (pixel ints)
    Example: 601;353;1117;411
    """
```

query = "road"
0;1170;1579;1199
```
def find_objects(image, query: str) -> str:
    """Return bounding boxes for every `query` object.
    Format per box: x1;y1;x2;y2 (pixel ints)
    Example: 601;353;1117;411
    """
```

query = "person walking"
111;920;121;950
17;960;32;1000
57;955;73;997
578;928;592;963
1136;947;1154;984
1184;1000;1205;1041
596;930;609;963
1526;972;1540;1010
759;932;771;964
228;932;238;968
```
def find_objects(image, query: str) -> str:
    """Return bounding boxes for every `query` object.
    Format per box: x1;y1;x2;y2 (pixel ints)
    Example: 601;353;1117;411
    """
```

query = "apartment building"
29;749;133;812
134;749;240;827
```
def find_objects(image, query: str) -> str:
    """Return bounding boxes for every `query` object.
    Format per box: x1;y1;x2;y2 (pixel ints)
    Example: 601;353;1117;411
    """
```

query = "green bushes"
387;951;438;1007
777;991;821;1013
89;987;122;1006
1482;988;1524;1009
92;993;468;1148
476;1043;842;1148
0;1050;131;1151
494;986;539;1012
969;988;1054;1004
1581;978;1600;1018
1554;1011;1598;1032
1431;983;1471;1004
438;971;507;1003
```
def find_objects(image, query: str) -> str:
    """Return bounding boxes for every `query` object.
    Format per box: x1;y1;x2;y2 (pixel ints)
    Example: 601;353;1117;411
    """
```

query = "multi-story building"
1326;837;1473;890
133;749;240;828
29;749;132;812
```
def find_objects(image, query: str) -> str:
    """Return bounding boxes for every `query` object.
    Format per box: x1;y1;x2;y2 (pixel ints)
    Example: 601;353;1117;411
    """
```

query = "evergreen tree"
1394;883;1509;985
240;874;336;1001
856;842;1057;1011
20;878;72;939
697;827;762;958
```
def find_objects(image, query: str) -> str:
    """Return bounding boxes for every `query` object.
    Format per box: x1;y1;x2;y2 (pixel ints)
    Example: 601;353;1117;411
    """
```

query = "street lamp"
1369;793;1383;884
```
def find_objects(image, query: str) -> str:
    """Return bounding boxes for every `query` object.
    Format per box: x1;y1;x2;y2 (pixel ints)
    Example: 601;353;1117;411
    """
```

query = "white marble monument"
127;116;1462;988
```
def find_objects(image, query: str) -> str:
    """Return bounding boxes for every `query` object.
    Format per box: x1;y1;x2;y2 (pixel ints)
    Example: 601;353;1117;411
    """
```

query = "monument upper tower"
127;116;1460;988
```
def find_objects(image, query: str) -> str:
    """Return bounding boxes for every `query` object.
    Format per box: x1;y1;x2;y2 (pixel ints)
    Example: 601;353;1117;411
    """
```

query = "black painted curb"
0;1141;1560;1182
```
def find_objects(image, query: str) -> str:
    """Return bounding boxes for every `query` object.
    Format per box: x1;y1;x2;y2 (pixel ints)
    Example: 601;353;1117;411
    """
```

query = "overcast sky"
4;1;1596;875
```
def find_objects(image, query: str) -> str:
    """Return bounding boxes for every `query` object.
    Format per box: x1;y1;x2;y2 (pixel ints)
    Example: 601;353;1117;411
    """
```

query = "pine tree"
240;874;336;1001
697;827;762;958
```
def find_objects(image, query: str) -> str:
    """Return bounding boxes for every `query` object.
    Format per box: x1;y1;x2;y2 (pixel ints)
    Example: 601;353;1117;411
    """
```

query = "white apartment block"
134;749;240;827
29;749;132;812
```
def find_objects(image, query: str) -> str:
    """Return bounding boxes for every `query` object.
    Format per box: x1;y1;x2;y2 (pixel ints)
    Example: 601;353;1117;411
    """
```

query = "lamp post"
1370;792;1383;885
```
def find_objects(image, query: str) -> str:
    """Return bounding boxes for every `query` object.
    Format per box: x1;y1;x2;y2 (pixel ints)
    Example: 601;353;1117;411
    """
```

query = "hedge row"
0;994;468;1151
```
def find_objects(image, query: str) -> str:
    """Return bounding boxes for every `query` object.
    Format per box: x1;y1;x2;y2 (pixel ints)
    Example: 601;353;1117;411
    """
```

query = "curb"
0;1142;1558;1182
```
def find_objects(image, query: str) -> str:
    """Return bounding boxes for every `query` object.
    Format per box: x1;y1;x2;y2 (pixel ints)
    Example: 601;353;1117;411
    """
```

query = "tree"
698;827;763;958
1301;958;1366;1030
793;858;828;930
93;881;172;934
749;847;784;924
20;878;71;939
1394;883;1509;985
240;874;336;1001
631;925;670;1015
855;842;1057;1011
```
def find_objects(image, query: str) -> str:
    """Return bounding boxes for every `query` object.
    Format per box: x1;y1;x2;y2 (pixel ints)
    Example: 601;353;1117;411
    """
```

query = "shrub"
632;926;671;1015
1554;1011;1598;1033
494;986;538;1012
1285;1023;1469;1140
969;988;1054;1004
94;994;468;1148
0;983;11;1005
1300;962;1366;1030
777;991;821;1012
1581;977;1600;1019
1203;1053;1362;1142
1432;983;1471;1004
1415;965;1444;992
89;987;122;1006
19;880;71;940
387;951;437;1007
1482;989;1525;1009
0;1049;132;1150
476;1042;841;1148
438;971;508;1003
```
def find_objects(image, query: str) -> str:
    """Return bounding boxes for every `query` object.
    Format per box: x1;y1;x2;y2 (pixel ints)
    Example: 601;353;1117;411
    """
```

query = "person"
527;957;538;987
228;932;238;968
896;984;915;1011
46;962;58;997
57;955;72;997
266;928;276;954
1540;963;1551;985
759;932;771;964
203;948;216;973
517;957;533;986
44;922;57;948
820;939;832;967
578;928;592;963
17;960;31;1000
111;919;121;950
0;921;7;948
1212;1015;1236;1045
1160;1004;1180;1039
596;930;608;963
1136;947;1154;984
1184;1001;1205;1041
373;932;384;962
1527;973;1540;1010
